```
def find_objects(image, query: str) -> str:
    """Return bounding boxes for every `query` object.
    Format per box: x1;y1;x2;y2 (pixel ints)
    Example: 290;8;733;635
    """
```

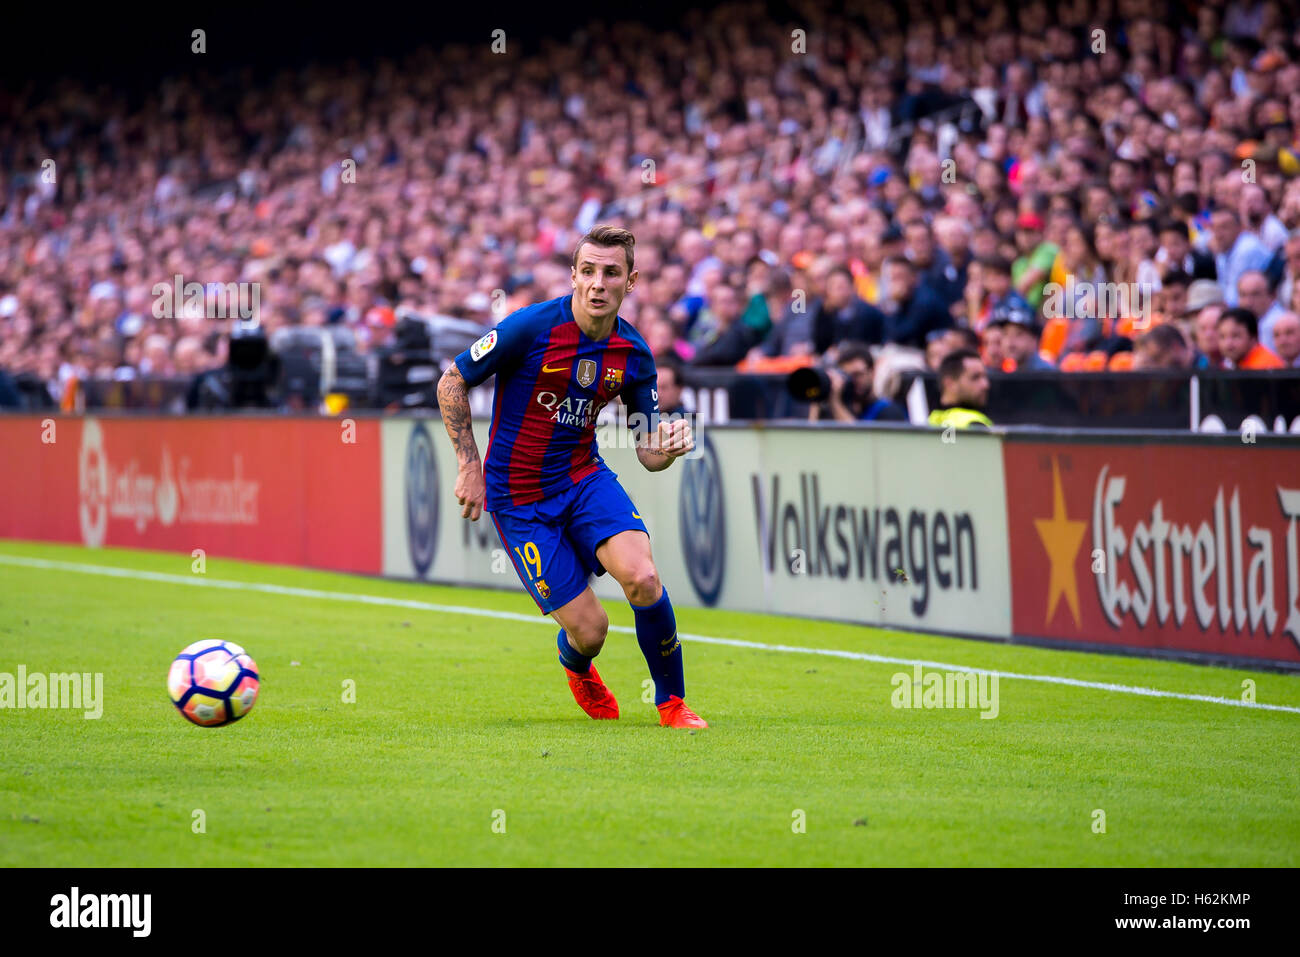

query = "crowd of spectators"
4;0;1300;413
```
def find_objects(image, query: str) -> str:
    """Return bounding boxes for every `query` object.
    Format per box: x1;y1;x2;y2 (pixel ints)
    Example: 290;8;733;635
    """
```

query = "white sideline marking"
2;553;1299;716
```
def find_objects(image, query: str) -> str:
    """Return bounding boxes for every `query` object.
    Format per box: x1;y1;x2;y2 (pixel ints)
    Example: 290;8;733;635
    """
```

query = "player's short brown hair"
573;224;635;273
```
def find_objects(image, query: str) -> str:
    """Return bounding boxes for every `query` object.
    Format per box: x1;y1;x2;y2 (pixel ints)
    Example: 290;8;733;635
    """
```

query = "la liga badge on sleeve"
470;329;498;361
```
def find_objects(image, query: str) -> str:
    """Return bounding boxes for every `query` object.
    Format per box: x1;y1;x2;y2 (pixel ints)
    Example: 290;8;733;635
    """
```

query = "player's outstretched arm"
636;417;694;472
437;364;486;521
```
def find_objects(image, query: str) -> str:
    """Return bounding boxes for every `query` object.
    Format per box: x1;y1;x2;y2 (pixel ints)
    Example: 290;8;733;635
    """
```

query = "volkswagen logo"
678;431;725;605
405;422;438;577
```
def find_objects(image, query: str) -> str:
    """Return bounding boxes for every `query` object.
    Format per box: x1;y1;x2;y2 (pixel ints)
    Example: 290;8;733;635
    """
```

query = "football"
167;640;260;727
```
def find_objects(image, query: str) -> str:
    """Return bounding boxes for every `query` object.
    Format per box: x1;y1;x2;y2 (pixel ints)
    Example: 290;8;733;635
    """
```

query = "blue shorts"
489;468;648;614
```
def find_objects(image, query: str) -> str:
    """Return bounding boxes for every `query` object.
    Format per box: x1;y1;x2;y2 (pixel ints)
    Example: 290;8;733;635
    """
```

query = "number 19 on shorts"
514;542;550;599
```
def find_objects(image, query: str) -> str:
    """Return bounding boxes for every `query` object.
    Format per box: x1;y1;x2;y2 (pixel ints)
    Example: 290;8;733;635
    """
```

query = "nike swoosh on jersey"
541;363;569;373
631;510;641;519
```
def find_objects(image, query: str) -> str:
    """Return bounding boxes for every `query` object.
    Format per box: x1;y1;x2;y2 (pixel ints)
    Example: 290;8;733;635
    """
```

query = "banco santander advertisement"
0;415;381;573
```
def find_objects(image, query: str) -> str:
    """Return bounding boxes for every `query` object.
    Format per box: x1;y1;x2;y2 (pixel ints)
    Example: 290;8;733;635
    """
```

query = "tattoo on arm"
636;439;674;472
438;365;481;465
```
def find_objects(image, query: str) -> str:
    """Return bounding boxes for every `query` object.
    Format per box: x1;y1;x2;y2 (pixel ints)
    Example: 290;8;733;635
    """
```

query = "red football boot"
657;695;708;729
564;664;619;720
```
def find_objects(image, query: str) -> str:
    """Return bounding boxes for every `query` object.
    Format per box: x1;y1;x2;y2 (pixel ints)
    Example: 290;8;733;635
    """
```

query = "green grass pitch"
2;539;1298;867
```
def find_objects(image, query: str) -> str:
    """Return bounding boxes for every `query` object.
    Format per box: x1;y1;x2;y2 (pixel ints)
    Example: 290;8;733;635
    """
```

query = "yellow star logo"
1033;457;1087;628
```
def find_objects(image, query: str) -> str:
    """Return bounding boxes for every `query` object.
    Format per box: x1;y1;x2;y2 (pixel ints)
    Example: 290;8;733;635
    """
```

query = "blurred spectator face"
696;263;725;294
1195;305;1223;358
732;232;757;264
1241;184;1271;225
1236;272;1274;318
1286;235;1300;276
933;218;969;259
1109;162;1135;196
885;261;916;301
985;125;1008;162
657;362;683;412
709;285;741;325
943;329;973;355
1215;171;1244;212
1015;223;1043;253
1063;227;1091;266
975;160;1003;196
1095;220;1121;262
808;259;834;298
1135;332;1190;370
951;355;990;407
141;334;172;375
1161;282;1189;319
977;323;998;364
1216;315;1253;364
972;226;999;259
1209;210;1241;253
946;191;979;222
1129;222;1157;259
678;231;709;266
1272;313;1300;365
925;332;950;370
895;195;924;225
644;318;676;356
860;234;884;269
983;266;1011;300
838;353;875;398
825;271;855;310
963;259;984;299
174;336;205;375
905;222;934;265
660;264;687;300
1159;226;1189;262
994;204;1018;237
1085;186;1113;221
1002;323;1040;364
1172;162;1198;194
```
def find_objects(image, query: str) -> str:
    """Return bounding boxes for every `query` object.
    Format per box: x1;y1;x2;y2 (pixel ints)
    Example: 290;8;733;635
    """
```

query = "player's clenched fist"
657;417;694;457
455;461;486;521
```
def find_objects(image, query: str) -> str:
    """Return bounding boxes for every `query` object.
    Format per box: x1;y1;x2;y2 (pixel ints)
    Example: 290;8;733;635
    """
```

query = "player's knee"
623;562;662;606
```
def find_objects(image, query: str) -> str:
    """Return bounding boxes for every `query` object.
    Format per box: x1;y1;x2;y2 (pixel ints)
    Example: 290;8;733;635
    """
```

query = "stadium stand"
2;0;1300;415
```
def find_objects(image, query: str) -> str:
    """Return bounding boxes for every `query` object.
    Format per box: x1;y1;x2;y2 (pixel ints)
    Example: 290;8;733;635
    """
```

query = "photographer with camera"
186;320;281;411
792;342;906;423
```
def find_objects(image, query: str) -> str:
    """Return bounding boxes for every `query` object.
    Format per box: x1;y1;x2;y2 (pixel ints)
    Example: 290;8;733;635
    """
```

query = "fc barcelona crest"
536;579;551;599
576;359;597;388
603;367;624;393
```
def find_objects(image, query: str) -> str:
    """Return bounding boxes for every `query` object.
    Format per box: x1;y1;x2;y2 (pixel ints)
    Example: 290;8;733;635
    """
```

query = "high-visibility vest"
928;407;993;429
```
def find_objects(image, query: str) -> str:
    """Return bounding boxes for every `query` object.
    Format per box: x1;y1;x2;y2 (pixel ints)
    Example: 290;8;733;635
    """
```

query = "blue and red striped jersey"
453;295;660;511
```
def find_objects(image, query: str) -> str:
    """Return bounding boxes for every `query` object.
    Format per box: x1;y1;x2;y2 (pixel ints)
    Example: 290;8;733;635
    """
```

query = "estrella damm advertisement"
1004;437;1300;666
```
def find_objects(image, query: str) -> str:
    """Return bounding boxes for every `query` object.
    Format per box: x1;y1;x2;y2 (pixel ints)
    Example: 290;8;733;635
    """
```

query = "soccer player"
435;224;707;729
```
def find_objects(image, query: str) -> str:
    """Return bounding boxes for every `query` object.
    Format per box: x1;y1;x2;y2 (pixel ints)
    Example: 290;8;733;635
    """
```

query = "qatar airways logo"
536;391;608;429
1092;466;1300;648
533;391;705;456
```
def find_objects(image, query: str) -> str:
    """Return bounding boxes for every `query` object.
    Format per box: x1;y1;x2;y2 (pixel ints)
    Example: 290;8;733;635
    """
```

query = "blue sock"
633;588;684;705
557;629;592;673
